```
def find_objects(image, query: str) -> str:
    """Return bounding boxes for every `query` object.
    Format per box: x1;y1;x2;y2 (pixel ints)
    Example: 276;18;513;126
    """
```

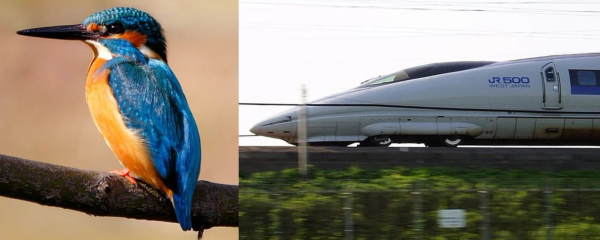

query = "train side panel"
251;54;600;146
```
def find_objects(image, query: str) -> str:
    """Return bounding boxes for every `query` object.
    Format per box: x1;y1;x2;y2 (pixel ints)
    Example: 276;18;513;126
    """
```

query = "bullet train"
250;53;600;147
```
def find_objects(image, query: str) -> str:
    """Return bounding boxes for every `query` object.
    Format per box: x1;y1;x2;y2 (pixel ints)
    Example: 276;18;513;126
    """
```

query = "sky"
239;0;600;146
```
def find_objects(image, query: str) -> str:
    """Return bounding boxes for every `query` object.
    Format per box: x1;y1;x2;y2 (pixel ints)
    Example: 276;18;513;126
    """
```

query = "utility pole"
297;84;308;176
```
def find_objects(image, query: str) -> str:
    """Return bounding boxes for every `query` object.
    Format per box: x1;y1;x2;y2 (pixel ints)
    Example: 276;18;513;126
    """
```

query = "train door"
541;62;561;109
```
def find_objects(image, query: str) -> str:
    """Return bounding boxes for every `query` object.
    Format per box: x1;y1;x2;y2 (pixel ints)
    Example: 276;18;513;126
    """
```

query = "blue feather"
99;39;201;230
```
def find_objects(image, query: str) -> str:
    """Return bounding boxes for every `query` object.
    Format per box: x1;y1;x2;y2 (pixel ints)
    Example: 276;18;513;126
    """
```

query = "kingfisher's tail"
172;192;193;231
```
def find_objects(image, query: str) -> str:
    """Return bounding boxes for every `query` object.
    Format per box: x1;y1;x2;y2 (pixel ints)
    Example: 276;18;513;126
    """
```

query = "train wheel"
376;137;393;147
440;136;462;147
359;137;392;147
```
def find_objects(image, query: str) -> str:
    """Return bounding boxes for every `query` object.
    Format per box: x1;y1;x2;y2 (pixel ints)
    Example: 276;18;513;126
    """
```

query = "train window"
368;74;396;86
577;71;596;85
545;67;555;82
405;64;435;78
569;69;600;95
356;61;494;88
393;71;409;82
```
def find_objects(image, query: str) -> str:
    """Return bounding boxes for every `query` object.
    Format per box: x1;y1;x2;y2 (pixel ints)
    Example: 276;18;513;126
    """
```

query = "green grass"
240;166;600;240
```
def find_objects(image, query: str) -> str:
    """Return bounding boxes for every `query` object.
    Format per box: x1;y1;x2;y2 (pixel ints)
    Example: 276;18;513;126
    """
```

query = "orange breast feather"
85;57;172;197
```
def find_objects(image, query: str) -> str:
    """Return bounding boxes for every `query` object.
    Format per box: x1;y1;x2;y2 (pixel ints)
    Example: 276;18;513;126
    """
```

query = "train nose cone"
250;116;295;143
249;124;262;135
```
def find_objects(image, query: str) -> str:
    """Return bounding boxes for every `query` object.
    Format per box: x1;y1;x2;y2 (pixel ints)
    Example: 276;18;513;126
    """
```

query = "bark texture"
0;153;238;233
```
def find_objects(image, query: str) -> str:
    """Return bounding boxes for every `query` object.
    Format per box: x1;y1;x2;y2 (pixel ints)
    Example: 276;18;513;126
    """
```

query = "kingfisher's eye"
106;23;125;34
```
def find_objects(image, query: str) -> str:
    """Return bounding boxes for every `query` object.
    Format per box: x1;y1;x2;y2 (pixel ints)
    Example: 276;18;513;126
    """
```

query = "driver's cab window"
368;75;396;86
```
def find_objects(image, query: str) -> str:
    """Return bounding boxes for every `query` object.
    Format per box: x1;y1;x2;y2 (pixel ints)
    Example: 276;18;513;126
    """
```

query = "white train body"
250;53;600;147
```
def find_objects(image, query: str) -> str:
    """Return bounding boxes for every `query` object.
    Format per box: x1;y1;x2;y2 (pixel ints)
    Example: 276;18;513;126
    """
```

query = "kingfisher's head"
17;7;167;62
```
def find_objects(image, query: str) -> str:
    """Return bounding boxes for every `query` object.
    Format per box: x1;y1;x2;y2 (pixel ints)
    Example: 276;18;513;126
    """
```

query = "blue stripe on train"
571;86;600;95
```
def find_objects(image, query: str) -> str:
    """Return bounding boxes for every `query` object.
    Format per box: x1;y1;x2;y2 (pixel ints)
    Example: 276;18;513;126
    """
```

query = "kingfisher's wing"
107;57;201;196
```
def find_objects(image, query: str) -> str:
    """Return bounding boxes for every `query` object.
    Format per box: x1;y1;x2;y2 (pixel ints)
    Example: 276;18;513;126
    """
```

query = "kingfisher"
17;7;201;231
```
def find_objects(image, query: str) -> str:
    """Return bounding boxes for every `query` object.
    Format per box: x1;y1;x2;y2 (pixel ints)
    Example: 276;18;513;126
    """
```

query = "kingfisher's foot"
109;168;137;185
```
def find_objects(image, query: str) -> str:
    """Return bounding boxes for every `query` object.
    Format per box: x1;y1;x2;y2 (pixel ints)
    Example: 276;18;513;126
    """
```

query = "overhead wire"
243;23;600;41
241;0;600;16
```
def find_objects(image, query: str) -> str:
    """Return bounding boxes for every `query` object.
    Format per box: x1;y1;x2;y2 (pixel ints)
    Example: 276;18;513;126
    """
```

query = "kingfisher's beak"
17;24;98;41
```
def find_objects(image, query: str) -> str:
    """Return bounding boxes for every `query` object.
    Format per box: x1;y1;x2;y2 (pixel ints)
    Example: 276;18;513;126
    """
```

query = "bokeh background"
0;1;238;239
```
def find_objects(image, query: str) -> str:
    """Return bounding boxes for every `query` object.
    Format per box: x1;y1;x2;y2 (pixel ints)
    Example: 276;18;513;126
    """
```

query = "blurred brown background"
0;1;238;239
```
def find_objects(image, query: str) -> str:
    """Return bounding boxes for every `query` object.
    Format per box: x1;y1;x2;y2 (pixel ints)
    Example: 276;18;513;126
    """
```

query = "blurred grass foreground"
240;166;600;240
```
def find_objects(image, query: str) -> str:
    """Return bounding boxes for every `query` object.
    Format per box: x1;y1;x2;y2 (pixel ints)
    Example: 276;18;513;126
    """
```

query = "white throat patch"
84;41;164;62
85;40;113;60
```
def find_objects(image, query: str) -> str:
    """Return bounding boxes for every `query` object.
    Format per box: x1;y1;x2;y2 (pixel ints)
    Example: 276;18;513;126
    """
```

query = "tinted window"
405;64;435;78
357;61;494;88
569;69;600;95
367;75;396;86
577;71;596;85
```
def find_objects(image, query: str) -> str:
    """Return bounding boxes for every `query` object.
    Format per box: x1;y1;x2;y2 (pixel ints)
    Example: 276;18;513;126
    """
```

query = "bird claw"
109;168;137;185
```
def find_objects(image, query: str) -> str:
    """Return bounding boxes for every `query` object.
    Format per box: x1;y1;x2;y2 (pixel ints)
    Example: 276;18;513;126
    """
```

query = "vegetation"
240;166;600;240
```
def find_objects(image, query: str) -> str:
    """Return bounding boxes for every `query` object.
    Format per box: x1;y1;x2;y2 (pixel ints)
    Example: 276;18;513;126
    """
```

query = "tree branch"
0;153;238;233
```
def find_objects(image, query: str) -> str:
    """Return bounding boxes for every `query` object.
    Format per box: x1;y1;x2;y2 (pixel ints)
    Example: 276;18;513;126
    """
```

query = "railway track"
239;146;600;174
